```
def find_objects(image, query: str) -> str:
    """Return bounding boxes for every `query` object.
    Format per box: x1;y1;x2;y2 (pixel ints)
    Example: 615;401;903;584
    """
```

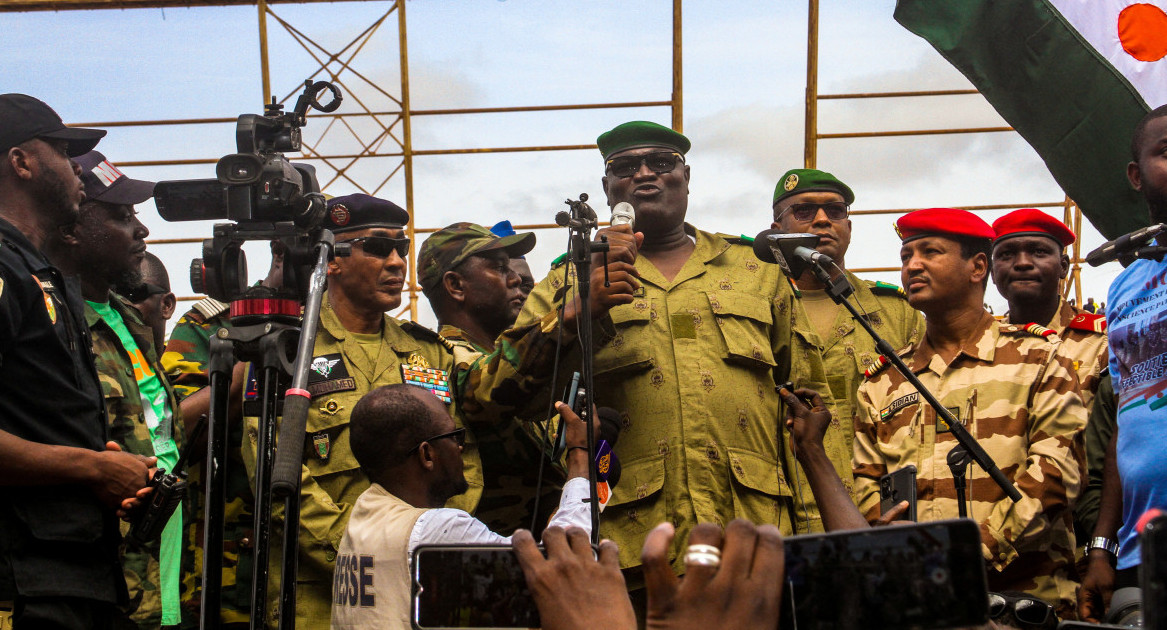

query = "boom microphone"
752;229;825;278
1085;223;1167;267
610;202;635;230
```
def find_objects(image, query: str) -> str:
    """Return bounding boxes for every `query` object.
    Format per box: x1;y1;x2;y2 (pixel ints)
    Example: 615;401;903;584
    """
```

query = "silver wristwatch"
1085;536;1119;558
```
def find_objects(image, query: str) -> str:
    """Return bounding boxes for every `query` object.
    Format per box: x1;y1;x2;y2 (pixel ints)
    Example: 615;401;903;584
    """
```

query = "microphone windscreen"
597;406;622;446
753;228;783;263
611;202;635;228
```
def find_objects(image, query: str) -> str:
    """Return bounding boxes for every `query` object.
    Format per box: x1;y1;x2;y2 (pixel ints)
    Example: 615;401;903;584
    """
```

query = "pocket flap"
727;447;791;497
607;454;666;508
708;291;772;324
609;300;652;326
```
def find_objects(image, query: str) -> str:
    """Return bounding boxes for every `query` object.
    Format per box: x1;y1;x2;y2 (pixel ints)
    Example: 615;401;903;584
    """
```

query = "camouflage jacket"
438;323;565;535
853;312;1086;615
159;297;256;626
800;272;925;492
1048;298;1108;410
87;293;185;629
242;294;481;629
462;227;836;575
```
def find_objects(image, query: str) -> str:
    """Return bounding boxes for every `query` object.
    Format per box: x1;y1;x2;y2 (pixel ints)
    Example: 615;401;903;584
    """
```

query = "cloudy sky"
5;0;1128;328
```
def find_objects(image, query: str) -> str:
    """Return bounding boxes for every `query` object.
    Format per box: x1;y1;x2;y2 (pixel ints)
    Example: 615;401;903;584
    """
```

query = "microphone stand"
787;246;1022;505
555;194;605;545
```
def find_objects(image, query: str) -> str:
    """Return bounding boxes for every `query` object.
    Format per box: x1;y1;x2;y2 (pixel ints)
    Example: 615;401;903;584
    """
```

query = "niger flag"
895;0;1167;240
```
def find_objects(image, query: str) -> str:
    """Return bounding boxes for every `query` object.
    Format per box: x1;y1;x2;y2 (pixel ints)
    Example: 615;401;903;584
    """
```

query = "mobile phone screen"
780;519;988;630
413;545;540;630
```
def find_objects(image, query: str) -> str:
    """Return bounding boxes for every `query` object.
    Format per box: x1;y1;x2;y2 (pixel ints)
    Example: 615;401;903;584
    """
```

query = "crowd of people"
0;90;1164;630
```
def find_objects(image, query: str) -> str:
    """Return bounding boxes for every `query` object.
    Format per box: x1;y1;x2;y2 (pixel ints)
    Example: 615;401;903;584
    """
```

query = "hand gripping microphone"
610;202;635;230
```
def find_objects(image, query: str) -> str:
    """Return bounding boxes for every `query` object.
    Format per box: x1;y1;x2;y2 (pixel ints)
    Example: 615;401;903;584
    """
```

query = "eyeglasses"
605;151;684;178
775;202;850;223
414;427;466;452
987;592;1055;628
121;283;169;303
341;236;410;259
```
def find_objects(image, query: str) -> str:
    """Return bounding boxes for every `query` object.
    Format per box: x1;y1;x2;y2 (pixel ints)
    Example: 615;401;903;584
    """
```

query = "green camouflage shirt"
87;293;185;629
160;297;256;627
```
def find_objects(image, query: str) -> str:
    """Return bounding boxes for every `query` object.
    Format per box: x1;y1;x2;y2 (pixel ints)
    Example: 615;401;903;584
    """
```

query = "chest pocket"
708;292;777;370
594;300;655;376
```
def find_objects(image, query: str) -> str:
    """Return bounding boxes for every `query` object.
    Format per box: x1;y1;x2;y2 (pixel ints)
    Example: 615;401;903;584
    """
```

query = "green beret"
772;168;855;207
596;121;690;160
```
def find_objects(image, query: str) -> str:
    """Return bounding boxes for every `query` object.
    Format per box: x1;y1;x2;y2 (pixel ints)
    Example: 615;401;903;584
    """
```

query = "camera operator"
330;384;593;629
0;94;155;629
46;149;187;629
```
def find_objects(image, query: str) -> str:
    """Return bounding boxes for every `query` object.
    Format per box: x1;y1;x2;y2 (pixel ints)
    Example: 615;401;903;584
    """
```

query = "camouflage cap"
324;193;408;234
418;222;536;291
772;168;855;207
596;121;690;160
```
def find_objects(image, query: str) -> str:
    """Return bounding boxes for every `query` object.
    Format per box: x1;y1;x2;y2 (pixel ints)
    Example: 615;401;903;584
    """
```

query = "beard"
427;472;470;507
31;165;80;228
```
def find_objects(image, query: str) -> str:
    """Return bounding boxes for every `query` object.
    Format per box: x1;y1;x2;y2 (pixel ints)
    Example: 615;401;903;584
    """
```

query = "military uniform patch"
313;433;330;460
319;399;344;416
880;392;918;421
307;353;356;397
401;361;452;403
784;173;799;191
936;407;962;433
36;278;57;324
1068;312;1107;333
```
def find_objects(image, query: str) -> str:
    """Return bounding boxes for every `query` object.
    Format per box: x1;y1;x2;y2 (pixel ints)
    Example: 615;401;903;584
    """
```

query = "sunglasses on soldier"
340;236;410;259
121;283;169;303
605;151;684;178
776;202;850;223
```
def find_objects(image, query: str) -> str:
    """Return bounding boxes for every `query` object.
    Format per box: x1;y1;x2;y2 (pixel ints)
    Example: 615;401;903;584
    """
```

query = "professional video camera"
154;79;341;304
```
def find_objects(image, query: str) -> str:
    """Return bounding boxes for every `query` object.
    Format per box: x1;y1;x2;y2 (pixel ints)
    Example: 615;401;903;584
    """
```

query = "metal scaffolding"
5;0;684;319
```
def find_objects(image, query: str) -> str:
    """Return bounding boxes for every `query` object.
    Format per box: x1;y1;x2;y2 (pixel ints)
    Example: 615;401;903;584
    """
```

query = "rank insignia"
319;399;344;416
406;353;431;369
401;364;452;403
313;433;330;460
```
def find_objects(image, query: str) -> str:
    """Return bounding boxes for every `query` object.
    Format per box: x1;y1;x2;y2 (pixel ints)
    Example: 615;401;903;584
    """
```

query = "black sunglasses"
121;283;169;303
341;236;410;259
776;201;850;223
988;592;1054;628
414;427;466;452
605;151;684;178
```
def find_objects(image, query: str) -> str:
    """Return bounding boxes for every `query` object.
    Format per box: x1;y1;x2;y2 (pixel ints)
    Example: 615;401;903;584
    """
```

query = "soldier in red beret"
852;207;1087;617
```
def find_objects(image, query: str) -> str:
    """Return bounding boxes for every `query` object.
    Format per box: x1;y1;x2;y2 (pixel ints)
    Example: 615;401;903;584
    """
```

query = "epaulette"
1000;322;1060;341
192;297;229;321
399;319;449;348
864;354;891;379
869;280;909;300
550;252;568;269
1068;312;1107;334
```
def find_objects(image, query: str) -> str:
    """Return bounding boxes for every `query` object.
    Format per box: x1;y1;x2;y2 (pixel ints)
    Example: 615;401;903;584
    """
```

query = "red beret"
895;208;995;243
991;208;1075;247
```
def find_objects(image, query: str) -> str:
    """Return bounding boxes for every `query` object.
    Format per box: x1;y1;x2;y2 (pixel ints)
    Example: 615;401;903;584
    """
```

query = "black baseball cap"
74;151;156;205
0;94;106;157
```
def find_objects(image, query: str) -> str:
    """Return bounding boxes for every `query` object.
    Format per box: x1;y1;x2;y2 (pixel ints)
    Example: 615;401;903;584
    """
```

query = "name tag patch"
880;392;918;421
307;353;356;398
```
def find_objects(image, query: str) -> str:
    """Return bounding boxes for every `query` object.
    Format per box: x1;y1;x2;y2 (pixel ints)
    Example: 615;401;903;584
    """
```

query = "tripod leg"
199;337;233;630
250;366;281;629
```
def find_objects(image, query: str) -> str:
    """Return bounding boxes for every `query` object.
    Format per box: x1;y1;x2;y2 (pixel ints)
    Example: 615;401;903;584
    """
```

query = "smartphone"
412;544;541;630
879;464;918;522
552;372;582;459
780;518;988;630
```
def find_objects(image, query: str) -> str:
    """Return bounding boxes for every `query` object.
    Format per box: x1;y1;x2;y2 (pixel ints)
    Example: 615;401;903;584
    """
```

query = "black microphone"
752;229;823;278
1086;223;1167;267
596;406;622;488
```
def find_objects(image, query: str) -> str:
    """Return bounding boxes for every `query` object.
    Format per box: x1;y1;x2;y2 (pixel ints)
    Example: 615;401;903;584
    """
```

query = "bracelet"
1085;536;1119;558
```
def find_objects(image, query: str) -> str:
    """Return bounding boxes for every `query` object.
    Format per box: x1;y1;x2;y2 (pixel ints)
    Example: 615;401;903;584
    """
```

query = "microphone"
595;406;622;488
1086;223;1167;267
752;229;824;278
610;202;635;230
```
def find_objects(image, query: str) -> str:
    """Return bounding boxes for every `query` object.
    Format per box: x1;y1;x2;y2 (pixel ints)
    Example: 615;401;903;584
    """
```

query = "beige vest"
330;484;427;630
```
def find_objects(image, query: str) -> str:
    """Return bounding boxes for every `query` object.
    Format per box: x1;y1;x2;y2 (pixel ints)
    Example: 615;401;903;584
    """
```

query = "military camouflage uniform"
438;324;564;535
800;272;925;491
242;293;482;629
463;227;835;575
88;293;185;629
160;297;256;627
1046;298;1108;411
853;312;1086;616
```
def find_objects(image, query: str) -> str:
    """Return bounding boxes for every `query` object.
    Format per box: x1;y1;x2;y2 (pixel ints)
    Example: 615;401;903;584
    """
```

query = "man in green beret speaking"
771;168;924;501
465;121;834;592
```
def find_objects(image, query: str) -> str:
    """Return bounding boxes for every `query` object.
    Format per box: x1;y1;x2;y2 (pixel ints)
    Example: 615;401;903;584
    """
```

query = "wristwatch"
1085;536;1119;560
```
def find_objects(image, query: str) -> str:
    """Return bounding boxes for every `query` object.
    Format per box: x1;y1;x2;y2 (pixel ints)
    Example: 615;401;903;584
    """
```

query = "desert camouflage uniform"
1047;298;1108;410
853;312;1087;616
88;293;185;629
438;324;564;535
462;227;835;575
241;293;482;629
160;297;255;627
802;272;925;492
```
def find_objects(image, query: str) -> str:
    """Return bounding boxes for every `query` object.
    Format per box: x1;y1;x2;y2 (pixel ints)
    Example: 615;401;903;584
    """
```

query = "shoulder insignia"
550;252;569;269
870;281;908;299
1068;312;1107;334
864;354;891;379
192;297;229;321
1022;322;1058;339
400;319;447;346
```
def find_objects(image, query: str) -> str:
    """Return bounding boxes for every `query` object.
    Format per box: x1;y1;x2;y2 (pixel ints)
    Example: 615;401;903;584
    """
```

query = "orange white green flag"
895;0;1167;239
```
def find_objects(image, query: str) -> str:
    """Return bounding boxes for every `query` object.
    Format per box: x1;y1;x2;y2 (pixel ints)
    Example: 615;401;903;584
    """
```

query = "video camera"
154;80;342;305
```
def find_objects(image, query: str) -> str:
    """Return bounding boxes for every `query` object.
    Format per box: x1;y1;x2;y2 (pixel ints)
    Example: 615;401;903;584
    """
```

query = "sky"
3;0;1131;330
